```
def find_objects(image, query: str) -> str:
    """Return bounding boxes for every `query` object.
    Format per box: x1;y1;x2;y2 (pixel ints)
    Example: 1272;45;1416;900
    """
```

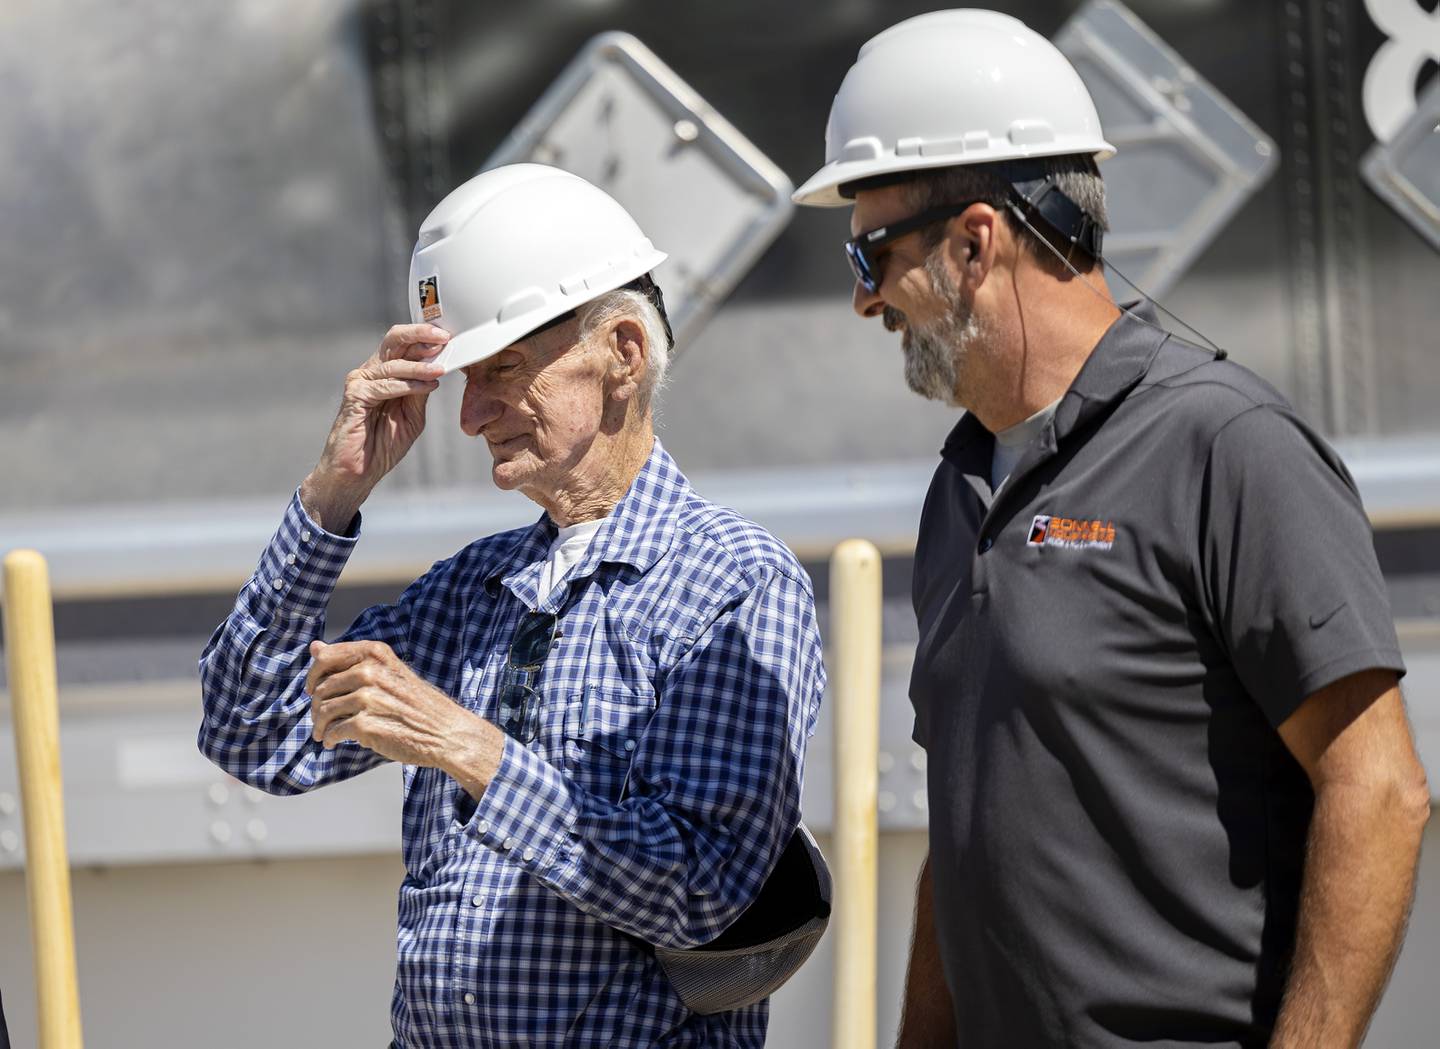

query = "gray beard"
898;250;991;407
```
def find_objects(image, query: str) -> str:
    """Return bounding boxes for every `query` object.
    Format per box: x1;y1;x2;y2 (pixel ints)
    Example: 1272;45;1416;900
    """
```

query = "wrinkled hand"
300;324;449;532
307;639;477;768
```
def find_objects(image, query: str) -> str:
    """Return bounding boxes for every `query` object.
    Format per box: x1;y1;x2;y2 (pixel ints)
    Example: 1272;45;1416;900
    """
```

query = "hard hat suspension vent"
625;273;674;352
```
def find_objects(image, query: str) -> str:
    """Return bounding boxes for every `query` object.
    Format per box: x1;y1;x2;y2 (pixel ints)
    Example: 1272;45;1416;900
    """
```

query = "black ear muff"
996;161;1103;262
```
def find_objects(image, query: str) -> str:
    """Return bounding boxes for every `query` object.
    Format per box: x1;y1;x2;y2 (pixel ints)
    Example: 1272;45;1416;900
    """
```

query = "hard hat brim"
428;248;668;374
792;141;1116;208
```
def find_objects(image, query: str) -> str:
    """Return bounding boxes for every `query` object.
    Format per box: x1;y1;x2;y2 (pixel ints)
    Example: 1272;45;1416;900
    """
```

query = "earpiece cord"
1005;203;1229;360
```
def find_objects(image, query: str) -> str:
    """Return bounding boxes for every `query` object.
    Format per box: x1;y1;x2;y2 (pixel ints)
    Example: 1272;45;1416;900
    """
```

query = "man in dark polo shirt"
793;10;1430;1048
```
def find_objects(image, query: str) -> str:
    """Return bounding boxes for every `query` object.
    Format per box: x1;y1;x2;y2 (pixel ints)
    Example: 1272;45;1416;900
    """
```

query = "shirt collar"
486;438;689;606
1052;300;1167;441
940;299;1167;476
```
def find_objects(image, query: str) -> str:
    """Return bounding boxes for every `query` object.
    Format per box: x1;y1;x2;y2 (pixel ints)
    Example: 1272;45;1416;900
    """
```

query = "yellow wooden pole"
4;549;85;1049
829;539;882;1049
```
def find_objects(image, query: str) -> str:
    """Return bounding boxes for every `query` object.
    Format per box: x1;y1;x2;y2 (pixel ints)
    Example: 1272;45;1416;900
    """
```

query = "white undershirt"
990;398;1062;493
536;517;605;600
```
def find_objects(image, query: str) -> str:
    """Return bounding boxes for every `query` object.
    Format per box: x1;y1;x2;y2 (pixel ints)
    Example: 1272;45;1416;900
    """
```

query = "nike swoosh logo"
1310;603;1347;629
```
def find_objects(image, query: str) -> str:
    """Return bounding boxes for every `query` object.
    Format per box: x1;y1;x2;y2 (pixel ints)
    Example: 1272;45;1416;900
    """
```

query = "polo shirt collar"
487;437;688;608
940;300;1167;488
1052;300;1166;442
938;411;996;506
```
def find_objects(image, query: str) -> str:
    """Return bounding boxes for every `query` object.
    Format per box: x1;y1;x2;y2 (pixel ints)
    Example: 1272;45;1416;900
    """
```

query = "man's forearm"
1270;780;1428;1047
897;854;957;1048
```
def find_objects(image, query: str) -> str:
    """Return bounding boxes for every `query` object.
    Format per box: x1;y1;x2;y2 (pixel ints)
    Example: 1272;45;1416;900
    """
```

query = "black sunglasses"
843;201;981;293
495;611;559;742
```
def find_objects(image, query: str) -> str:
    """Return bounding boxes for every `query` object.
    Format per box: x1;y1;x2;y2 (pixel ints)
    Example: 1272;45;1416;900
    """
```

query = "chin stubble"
895;249;991;407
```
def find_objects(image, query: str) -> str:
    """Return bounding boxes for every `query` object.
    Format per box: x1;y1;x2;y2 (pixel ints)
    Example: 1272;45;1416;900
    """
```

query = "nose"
459;374;500;437
852;278;886;320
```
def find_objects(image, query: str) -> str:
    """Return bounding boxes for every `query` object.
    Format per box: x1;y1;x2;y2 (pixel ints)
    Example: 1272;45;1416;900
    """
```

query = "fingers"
361;376;442;403
305;639;436;755
308;661;378;703
371;357;448;381
317;714;360;749
305;639;393;695
305;640;362;695
379;324;451;364
311;692;365;746
308;645;380;748
344;358;444;407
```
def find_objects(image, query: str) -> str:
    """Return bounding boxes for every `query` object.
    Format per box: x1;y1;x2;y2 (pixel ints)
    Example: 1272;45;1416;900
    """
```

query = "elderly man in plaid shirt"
198;168;825;1048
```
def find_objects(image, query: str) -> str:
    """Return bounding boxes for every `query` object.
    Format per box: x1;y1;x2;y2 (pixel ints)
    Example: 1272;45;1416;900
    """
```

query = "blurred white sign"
1055;0;1279;298
486;32;794;352
1362;78;1440;251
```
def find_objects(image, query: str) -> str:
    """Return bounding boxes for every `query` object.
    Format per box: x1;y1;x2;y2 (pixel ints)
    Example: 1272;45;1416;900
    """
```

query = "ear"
947;202;1003;292
606;317;647;403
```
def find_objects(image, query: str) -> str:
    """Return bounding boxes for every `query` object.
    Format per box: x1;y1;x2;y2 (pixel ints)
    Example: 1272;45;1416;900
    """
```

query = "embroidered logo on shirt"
1309;601;1347;629
418;275;442;321
1027;514;1116;550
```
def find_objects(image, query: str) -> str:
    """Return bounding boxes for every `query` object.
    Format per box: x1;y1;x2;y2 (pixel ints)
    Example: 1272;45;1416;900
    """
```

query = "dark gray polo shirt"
910;303;1406;1048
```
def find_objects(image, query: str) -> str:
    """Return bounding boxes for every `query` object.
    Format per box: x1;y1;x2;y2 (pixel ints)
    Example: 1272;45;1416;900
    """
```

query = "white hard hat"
409;164;668;373
793;9;1115;207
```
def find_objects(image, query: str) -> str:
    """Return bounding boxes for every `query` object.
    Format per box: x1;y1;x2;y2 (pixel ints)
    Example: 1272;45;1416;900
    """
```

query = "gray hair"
576;287;672;405
901;154;1109;273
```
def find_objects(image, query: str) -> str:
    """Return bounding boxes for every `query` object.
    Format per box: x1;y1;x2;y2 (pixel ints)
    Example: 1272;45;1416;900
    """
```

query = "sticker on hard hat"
418;276;442;321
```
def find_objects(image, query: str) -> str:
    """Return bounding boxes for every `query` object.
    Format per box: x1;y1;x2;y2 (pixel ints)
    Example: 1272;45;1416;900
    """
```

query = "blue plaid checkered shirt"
198;441;826;1047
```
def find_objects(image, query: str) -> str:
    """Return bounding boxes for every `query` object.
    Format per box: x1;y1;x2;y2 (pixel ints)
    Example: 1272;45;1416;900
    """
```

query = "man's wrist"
299;470;369;535
440;710;506;802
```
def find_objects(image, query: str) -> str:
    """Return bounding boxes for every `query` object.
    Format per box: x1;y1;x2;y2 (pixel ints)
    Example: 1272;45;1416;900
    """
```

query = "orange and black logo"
1027;514;1116;550
418;275;442;321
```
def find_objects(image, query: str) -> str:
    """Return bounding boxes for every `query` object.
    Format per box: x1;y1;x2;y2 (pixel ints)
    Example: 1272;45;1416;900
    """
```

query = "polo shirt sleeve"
1195;404;1405;727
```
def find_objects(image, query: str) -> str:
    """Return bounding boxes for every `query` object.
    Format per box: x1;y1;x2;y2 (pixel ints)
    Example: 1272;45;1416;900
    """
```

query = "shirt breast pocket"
563;685;658;803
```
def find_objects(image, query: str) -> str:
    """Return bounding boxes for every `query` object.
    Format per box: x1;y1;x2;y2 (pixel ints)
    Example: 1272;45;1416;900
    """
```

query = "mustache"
882;306;907;332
